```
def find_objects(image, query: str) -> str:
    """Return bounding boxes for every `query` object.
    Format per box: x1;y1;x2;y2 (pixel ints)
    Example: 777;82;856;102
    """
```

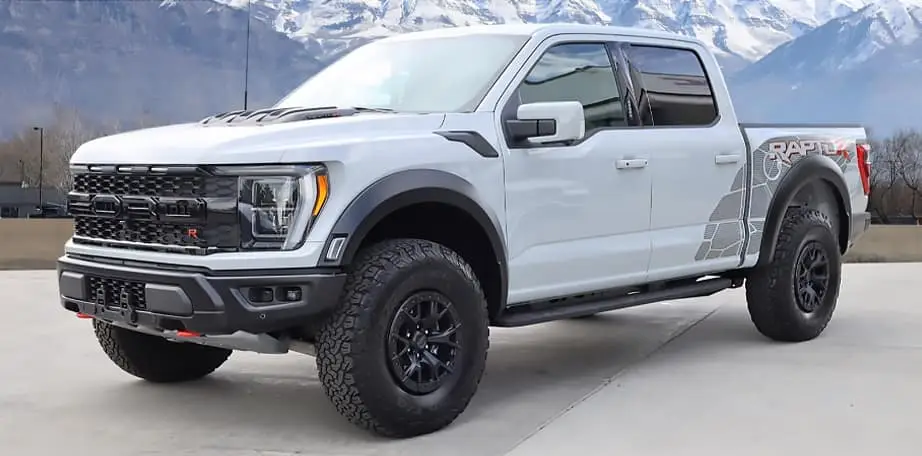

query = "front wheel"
745;207;842;342
315;238;490;438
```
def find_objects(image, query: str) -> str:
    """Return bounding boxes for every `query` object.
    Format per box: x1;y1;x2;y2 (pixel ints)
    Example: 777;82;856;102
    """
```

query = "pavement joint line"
500;303;724;456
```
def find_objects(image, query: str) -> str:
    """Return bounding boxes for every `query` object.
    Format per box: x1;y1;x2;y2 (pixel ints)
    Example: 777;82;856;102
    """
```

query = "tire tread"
94;321;232;383
315;238;489;437
746;206;840;342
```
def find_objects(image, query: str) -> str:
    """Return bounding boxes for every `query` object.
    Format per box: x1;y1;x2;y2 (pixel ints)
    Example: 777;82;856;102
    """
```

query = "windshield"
274;34;529;113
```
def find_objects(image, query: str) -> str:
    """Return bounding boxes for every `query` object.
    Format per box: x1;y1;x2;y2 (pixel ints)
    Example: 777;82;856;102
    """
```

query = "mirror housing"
505;101;585;145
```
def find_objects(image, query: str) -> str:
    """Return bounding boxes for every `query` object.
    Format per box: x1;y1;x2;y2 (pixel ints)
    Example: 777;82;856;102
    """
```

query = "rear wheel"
745;207;842;342
315;238;490;438
93;320;232;383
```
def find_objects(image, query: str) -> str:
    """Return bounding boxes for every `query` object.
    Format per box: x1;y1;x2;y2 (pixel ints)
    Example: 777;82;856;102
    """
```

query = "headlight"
212;165;329;251
243;176;300;240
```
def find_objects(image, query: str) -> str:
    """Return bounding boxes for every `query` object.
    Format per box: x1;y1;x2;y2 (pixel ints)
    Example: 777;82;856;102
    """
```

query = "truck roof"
381;23;704;47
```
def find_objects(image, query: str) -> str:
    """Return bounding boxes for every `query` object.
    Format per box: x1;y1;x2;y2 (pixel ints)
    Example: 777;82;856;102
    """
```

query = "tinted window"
624;45;718;127
517;43;627;131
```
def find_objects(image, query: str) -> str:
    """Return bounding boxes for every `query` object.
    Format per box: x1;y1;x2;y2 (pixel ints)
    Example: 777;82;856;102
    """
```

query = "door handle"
615;158;648;169
715;154;741;164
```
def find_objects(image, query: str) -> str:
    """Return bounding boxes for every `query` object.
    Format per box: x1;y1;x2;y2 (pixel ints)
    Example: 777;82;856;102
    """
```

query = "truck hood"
70;110;447;165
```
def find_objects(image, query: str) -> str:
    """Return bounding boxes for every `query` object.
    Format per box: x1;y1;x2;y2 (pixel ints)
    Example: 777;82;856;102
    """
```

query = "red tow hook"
176;330;202;338
75;312;93;319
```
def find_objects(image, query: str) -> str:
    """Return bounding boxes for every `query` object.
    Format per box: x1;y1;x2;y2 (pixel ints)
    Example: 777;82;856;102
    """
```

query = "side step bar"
493;277;733;327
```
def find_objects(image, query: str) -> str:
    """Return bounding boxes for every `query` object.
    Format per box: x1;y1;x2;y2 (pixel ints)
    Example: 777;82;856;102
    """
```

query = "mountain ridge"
728;0;922;133
0;0;918;139
214;0;874;70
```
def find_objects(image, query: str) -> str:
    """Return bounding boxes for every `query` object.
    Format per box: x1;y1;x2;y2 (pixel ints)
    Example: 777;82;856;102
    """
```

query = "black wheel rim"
794;241;830;313
386;291;462;395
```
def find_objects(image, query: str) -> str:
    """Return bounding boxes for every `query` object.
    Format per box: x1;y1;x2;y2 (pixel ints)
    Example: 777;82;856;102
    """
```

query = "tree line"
867;129;922;223
0;108;918;223
0;107;160;196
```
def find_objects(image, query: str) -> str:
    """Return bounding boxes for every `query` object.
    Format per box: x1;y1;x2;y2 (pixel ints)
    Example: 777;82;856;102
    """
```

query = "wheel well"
357;202;504;321
790;179;850;252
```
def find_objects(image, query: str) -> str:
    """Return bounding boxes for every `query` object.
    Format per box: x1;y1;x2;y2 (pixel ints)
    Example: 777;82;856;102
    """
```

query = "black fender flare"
317;168;508;299
756;154;851;266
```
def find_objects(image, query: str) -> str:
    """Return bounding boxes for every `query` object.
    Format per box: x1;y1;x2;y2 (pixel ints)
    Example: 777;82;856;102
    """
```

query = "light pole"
243;0;251;110
32;126;44;214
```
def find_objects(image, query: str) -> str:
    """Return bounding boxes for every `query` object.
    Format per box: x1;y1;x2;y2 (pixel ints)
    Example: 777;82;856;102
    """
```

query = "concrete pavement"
1;264;920;455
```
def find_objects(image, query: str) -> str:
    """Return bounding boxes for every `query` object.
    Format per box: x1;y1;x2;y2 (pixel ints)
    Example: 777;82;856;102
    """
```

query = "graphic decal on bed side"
695;134;853;262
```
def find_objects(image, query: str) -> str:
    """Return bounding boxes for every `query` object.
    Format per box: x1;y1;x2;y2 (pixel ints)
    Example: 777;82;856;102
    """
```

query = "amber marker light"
313;173;330;216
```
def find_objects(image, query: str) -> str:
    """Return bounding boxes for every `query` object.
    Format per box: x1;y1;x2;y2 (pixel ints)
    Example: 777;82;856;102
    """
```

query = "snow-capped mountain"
215;0;872;70
729;0;922;132
734;0;922;77
1;0;919;140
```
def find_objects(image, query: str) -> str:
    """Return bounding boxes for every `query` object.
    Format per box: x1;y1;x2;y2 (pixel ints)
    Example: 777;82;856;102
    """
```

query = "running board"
493;277;733;327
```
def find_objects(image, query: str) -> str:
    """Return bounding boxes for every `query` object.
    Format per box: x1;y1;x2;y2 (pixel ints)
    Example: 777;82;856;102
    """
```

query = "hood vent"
199;106;360;127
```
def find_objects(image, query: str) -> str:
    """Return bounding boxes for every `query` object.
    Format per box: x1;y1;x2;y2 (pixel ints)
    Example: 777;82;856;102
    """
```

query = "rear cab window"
621;44;719;127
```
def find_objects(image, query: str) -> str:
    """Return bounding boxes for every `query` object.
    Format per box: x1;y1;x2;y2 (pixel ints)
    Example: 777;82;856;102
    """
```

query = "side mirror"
505;101;585;145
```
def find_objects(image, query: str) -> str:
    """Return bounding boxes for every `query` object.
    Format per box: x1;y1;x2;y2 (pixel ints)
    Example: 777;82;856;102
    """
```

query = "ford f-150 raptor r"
57;24;872;438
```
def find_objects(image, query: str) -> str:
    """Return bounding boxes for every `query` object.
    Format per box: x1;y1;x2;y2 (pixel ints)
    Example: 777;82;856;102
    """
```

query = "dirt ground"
0;219;918;270
0;220;74;269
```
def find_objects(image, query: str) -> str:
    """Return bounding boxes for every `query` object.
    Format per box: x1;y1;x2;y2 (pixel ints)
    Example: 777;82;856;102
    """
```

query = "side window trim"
620;42;721;129
606;42;642;128
500;39;639;149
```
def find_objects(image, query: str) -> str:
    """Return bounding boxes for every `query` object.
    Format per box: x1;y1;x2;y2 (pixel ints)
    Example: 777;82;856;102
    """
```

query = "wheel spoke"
400;307;420;324
386;291;463;395
423;308;440;329
810;256;826;269
400;361;417;383
429;324;460;348
390;333;413;345
793;241;832;313
416;359;425;384
422;350;452;374
390;345;409;362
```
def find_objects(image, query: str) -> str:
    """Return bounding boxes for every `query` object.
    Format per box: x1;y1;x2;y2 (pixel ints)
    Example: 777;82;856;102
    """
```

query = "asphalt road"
2;264;921;455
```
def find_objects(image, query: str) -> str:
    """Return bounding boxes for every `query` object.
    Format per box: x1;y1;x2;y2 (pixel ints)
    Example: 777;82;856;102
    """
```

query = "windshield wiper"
350;106;397;113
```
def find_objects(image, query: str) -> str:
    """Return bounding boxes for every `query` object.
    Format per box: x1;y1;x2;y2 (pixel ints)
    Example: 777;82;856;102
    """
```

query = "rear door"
614;40;750;281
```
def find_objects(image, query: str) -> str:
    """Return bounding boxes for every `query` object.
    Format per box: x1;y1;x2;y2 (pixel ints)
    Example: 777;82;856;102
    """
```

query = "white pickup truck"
57;23;872;437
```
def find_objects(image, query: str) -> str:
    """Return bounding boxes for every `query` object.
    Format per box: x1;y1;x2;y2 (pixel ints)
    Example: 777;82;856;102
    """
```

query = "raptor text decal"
767;139;852;165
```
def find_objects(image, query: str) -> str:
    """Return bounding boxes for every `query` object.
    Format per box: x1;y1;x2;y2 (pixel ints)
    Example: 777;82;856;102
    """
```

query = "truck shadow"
94;302;767;447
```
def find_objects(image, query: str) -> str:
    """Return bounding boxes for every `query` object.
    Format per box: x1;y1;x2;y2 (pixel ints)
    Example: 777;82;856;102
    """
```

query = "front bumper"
57;255;346;335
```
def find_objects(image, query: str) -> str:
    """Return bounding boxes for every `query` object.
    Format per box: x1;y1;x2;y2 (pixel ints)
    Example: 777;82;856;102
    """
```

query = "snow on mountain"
215;0;871;70
733;0;922;77
729;0;922;134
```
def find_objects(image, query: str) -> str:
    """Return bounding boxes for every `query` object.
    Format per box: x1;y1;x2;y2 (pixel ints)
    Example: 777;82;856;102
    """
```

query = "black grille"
69;166;239;254
87;276;147;310
74;218;208;248
73;173;204;197
72;171;237;199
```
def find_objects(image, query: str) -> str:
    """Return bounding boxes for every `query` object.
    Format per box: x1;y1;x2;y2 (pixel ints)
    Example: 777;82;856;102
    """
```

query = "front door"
495;36;653;305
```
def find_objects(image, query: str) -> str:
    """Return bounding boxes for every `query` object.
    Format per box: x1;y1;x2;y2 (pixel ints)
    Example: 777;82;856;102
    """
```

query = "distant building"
0;182;67;218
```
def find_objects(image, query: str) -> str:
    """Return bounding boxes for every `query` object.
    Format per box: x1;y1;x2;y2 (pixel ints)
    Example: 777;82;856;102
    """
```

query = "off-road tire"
93;320;232;383
315;238;490;438
745;207;842;342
